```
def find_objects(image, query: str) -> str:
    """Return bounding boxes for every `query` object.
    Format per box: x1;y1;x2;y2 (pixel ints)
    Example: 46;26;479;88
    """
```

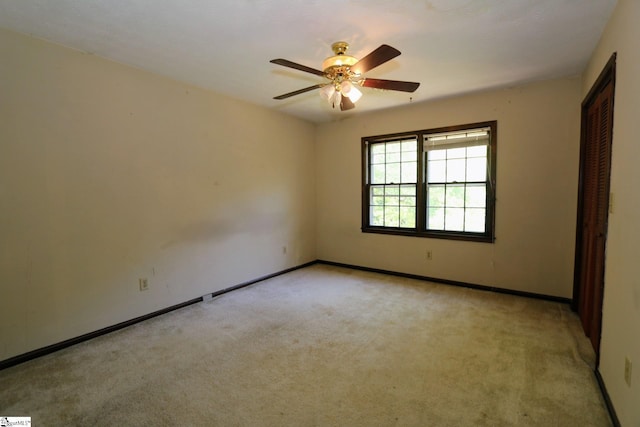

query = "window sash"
426;182;488;232
424;128;490;233
369;183;417;229
369;138;418;185
367;137;418;229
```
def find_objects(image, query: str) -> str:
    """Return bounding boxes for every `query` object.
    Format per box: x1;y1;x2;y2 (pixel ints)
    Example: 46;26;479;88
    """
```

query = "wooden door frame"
572;52;616;361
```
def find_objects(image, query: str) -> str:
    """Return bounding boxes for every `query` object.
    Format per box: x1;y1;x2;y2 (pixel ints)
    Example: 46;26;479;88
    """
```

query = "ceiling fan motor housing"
322;41;359;81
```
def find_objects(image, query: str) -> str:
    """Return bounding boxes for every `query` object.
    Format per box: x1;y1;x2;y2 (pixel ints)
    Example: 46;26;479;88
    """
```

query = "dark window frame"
361;121;497;243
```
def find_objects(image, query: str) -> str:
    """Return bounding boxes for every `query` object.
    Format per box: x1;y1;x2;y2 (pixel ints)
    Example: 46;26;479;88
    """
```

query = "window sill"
361;227;495;243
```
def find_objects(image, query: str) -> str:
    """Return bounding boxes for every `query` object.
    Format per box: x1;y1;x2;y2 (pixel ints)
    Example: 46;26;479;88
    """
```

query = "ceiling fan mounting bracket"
331;41;349;55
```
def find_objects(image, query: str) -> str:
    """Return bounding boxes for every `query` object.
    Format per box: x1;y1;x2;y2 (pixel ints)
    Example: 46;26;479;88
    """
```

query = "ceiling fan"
270;41;420;111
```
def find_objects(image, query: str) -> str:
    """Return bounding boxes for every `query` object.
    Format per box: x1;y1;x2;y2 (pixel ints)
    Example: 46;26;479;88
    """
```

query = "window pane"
402;139;417;152
386;142;401;153
371;196;384;206
384;206;399;227
428;160;446;182
387;152;401;163
387;163;400;183
401;161;417;183
466;157;487;181
467;145;487;157
400;185;416;196
465;208;486;232
402;150;417;162
446;158;466;182
372;164;386;184
400;207;416;228
372;153;385;164
446;185;465;207
428;207;445;230
385;186;399;196
428;150;446;160
372;186;384;196
399;196;415;206
445;207;464;231
385;196;399;206
446;147;466;159
371;206;384;226
465;184;486;208
428;185;445;208
371;144;385;156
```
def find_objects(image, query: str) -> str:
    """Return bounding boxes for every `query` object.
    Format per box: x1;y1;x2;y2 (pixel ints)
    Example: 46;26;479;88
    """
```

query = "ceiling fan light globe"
340;80;353;94
340;81;362;103
320;84;335;101
348;86;363;103
330;91;341;107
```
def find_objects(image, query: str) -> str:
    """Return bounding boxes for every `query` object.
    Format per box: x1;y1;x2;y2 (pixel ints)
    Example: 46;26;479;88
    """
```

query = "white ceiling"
0;0;616;123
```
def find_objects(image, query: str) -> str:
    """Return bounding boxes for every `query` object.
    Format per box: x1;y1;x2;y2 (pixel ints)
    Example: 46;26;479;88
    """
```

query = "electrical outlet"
139;278;149;291
625;357;632;387
426;250;433;261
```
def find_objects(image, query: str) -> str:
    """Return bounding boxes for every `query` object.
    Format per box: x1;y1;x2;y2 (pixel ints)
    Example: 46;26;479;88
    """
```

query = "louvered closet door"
578;82;613;353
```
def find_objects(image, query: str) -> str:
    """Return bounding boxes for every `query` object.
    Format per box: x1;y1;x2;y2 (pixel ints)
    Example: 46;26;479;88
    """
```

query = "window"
362;121;496;242
369;137;418;228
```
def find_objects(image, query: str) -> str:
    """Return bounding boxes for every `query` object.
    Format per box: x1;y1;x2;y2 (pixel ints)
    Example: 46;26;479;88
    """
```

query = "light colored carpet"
0;264;611;426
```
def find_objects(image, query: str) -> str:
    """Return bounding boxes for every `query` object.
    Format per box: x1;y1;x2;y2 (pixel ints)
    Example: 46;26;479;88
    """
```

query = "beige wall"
316;77;581;298
582;0;640;425
0;29;317;361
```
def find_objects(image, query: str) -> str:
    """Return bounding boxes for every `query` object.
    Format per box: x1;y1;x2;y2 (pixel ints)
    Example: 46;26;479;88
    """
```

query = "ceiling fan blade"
361;78;420;92
273;84;324;100
350;44;401;75
340;95;356;111
270;59;325;77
